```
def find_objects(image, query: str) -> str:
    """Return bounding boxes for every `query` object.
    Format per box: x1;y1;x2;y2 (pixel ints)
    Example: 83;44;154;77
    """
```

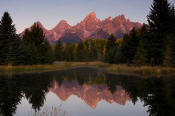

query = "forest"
0;0;175;66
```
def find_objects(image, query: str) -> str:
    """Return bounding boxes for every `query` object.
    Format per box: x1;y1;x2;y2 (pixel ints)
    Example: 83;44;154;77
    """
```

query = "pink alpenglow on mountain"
20;12;142;43
49;81;130;109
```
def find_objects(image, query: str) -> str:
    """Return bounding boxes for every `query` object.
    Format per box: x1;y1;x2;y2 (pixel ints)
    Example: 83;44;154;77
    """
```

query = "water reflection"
50;81;130;108
0;67;175;116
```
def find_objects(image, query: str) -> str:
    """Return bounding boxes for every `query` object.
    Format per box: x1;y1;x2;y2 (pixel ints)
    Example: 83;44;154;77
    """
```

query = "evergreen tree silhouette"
0;12;22;65
147;0;175;65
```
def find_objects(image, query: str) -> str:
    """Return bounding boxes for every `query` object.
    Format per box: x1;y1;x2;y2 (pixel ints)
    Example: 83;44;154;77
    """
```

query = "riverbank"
0;62;107;75
0;62;175;77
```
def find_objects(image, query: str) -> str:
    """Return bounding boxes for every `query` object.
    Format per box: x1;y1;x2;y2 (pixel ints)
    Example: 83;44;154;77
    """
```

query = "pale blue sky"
0;0;173;33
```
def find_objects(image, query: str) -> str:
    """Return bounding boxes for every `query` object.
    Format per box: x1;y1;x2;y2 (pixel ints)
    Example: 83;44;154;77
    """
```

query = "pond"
0;67;175;116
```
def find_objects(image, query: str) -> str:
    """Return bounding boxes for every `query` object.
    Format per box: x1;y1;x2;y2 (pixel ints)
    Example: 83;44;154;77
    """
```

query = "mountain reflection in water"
50;81;130;109
0;67;175;116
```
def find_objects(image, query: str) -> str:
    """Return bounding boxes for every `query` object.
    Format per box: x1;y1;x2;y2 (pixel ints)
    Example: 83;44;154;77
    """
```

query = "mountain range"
21;12;142;43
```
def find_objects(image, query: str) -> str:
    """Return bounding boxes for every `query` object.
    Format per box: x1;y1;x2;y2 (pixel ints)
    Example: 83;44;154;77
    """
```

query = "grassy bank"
0;62;107;75
107;64;175;77
0;62;175;77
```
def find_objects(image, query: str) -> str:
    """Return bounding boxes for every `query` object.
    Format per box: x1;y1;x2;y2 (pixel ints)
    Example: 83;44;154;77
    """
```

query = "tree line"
0;0;175;66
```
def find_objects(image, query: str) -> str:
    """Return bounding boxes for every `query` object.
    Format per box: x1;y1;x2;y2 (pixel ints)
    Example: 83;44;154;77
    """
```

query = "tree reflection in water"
0;67;174;116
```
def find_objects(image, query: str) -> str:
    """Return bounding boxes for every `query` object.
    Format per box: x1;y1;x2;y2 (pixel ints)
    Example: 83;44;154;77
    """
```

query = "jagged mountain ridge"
20;12;142;43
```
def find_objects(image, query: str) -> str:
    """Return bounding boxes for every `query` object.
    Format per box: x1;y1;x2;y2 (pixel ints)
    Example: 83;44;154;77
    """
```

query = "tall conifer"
104;35;118;63
147;0;175;65
0;12;22;65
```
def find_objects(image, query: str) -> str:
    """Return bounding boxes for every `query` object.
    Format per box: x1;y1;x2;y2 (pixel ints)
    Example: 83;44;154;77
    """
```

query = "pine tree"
0;12;22;65
147;0;175;65
7;37;24;65
22;23;54;64
163;44;174;67
64;42;75;61
104;35;118;63
22;29;40;64
40;40;54;64
119;28;139;64
76;42;86;61
84;40;97;61
55;40;64;61
133;25;149;66
163;34;175;67
148;0;175;34
133;40;148;66
97;39;107;61
22;43;39;65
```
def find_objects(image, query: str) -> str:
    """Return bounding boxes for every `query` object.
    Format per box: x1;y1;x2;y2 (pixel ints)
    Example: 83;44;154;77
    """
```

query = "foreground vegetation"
0;62;175;77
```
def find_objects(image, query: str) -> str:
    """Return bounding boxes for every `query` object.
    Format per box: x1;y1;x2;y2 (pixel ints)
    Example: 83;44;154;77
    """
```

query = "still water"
0;67;175;116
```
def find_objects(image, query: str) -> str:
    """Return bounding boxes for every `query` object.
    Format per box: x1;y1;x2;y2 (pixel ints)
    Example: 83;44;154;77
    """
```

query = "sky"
0;0;171;33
